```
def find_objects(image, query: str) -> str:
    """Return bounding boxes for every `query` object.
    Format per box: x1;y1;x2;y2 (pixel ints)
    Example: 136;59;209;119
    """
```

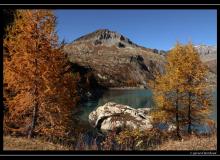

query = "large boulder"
88;102;153;133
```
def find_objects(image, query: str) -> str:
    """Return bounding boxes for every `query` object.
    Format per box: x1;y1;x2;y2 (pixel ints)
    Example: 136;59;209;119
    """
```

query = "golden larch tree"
177;43;213;134
150;43;186;139
150;42;213;138
3;9;79;138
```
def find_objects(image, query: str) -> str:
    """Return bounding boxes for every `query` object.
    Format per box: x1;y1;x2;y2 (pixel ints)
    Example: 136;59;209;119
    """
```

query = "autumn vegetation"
3;10;80;139
3;9;216;151
150;42;215;139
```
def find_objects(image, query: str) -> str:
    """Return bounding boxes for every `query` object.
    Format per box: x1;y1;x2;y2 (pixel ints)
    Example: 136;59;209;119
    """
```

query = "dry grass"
4;133;217;151
3;136;70;150
154;134;217;151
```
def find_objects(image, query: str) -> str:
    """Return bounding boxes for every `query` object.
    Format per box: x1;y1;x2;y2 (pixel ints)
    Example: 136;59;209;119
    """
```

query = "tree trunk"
175;90;181;140
28;58;39;139
188;92;192;134
28;31;39;139
28;104;37;139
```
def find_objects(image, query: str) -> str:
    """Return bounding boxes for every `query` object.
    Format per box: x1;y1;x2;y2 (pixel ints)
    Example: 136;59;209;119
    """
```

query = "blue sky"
55;10;216;50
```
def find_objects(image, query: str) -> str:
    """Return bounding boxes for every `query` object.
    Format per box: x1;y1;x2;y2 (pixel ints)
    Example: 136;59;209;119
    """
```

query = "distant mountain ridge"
194;44;217;62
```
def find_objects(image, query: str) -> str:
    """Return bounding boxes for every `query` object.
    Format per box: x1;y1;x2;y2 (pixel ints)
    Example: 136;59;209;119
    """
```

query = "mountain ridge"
64;29;216;88
70;29;216;58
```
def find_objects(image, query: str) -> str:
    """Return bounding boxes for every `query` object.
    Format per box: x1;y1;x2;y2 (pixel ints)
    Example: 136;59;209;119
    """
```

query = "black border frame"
0;0;220;5
0;4;219;157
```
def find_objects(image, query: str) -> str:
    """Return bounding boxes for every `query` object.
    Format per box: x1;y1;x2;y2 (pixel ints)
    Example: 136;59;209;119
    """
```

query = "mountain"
64;29;165;88
72;29;139;48
164;44;217;74
64;29;217;88
194;45;217;61
194;45;217;74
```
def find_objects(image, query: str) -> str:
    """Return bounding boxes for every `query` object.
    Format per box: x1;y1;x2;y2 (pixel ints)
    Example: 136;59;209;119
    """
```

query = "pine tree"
3;10;79;138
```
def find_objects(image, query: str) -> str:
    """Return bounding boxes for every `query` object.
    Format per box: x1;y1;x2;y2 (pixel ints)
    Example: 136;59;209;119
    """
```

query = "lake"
76;88;217;132
76;89;153;122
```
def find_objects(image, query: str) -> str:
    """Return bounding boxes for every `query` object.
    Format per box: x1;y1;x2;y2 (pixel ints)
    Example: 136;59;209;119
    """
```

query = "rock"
88;102;153;133
167;124;176;132
97;73;107;80
139;85;145;89
152;49;159;54
86;91;92;98
109;79;114;83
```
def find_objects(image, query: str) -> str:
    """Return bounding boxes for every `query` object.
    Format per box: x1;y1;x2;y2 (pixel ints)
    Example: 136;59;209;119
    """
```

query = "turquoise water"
77;89;153;122
211;89;217;122
76;88;217;129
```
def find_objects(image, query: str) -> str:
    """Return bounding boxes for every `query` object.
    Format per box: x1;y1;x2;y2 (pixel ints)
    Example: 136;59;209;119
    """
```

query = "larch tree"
150;43;186;139
177;43;213;134
150;42;213;137
3;10;79;138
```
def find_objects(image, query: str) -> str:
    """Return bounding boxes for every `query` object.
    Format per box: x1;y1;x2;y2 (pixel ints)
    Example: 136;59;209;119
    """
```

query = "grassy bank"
4;134;217;151
154;134;217;150
3;136;70;150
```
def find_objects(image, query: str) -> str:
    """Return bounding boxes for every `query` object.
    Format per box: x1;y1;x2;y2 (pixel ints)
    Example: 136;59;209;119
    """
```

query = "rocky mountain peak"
72;29;138;48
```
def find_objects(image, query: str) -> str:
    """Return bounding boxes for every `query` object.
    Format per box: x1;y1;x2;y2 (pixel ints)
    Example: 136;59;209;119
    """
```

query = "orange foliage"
3;10;79;138
150;42;213;136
